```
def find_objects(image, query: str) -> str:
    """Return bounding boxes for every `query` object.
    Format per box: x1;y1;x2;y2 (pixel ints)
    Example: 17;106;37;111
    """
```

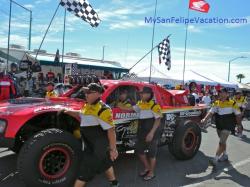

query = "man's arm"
145;117;161;142
201;111;213;123
107;127;118;161
64;110;80;119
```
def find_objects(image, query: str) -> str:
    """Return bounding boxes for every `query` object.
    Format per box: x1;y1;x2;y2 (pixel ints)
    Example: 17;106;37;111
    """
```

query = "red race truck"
0;79;208;187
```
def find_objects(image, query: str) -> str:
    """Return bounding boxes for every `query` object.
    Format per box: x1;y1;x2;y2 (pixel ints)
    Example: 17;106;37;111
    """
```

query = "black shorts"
78;126;113;182
136;118;159;158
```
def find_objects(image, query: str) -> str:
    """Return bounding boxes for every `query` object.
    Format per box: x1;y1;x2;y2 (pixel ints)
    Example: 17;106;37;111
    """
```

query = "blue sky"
0;0;249;83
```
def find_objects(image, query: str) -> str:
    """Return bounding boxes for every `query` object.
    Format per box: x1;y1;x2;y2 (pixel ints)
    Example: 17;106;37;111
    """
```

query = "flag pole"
35;3;61;60
6;0;12;72
149;0;158;82
61;8;66;82
182;4;190;86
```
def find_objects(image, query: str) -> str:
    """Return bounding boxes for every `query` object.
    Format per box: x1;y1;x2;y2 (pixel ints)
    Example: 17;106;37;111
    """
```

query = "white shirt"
202;96;211;106
192;93;200;104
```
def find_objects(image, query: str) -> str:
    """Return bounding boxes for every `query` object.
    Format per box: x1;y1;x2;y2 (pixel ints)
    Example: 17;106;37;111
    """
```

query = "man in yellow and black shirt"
232;90;247;136
118;87;162;181
111;89;132;108
45;82;57;98
64;83;119;187
201;88;242;167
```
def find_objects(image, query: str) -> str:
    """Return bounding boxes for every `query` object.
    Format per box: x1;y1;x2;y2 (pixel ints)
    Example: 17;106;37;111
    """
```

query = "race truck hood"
0;97;83;115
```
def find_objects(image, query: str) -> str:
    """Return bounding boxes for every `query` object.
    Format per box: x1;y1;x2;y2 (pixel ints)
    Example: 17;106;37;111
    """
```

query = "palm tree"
236;74;245;83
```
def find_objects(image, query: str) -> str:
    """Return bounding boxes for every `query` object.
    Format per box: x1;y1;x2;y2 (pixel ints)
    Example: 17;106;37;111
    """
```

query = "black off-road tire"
168;121;201;160
17;128;81;187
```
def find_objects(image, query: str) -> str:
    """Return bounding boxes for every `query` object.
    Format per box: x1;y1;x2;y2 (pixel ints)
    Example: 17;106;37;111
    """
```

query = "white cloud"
224;16;250;28
188;25;202;33
23;4;34;9
35;0;51;4
109;20;150;30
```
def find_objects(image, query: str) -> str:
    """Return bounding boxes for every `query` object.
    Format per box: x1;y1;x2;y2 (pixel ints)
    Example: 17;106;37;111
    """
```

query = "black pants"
136;118;159;158
78;126;113;182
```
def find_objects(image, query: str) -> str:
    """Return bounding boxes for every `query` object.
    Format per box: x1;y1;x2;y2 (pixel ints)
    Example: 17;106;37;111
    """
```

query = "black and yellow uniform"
45;90;57;98
78;99;114;182
133;100;162;158
112;99;132;108
233;96;247;112
210;99;240;131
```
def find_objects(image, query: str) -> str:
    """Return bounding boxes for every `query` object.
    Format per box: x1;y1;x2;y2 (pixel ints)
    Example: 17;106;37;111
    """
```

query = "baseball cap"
235;90;242;94
47;82;54;86
82;83;104;94
218;88;228;93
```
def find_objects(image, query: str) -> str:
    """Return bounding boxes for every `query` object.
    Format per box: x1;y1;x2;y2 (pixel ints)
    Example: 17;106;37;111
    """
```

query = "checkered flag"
158;38;171;70
60;0;100;27
72;63;78;75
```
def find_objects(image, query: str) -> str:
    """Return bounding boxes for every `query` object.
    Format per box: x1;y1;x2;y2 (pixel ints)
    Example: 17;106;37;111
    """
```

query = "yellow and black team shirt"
210;99;241;130
79;101;114;130
210;99;240;115
133;100;162;119
233;96;248;109
46;91;57;98
114;99;132;108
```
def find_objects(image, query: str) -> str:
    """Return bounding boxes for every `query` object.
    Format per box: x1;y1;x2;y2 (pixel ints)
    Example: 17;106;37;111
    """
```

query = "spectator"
202;91;212;106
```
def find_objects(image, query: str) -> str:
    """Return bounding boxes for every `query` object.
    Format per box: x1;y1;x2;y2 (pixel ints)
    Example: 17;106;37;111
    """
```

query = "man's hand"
145;131;154;142
109;149;118;161
201;118;206;124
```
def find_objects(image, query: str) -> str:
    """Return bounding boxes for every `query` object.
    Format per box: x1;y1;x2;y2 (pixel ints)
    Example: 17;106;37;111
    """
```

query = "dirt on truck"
0;78;208;187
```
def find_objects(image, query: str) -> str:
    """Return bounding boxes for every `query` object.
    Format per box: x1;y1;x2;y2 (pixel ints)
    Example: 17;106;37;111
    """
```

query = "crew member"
0;71;16;100
111;89;131;108
118;87;162;181
8;62;19;98
233;90;247;137
201;88;242;167
64;83;119;187
45;82;57;98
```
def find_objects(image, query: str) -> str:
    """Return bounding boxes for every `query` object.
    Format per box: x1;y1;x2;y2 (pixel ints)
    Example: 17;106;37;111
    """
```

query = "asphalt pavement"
1;121;250;187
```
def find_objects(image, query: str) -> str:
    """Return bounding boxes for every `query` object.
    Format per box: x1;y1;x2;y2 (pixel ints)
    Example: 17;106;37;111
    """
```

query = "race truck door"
105;85;140;150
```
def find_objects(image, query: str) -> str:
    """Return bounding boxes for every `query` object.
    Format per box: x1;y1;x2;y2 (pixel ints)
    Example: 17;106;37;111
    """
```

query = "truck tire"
168;121;201;160
17;128;81;187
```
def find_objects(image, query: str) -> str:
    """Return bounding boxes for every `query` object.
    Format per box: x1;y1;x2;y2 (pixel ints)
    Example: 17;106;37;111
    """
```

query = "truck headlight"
0;120;7;134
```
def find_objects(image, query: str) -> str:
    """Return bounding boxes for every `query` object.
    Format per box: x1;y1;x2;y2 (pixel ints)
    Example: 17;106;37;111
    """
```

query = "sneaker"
209;159;218;167
109;180;120;187
218;154;228;162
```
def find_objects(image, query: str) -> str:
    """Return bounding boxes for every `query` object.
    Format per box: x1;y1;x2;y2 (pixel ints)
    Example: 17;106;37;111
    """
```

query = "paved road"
1;121;250;187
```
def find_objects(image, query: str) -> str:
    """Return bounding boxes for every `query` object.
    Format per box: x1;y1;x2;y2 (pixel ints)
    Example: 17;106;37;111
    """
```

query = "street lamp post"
228;56;247;82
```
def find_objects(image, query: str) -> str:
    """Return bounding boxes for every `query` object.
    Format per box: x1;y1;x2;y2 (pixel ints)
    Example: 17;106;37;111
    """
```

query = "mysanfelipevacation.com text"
145;16;248;24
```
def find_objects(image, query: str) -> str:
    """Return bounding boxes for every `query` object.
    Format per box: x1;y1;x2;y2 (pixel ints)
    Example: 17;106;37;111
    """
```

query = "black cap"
235;90;242;94
47;82;54;86
140;87;153;94
82;83;104;94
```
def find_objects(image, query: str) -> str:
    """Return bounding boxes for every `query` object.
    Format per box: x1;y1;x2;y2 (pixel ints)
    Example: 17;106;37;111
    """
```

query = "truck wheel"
17;128;81;187
168;121;201;160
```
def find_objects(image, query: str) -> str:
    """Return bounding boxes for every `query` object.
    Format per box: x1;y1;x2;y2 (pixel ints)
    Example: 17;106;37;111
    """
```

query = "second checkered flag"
158;38;171;70
60;0;100;27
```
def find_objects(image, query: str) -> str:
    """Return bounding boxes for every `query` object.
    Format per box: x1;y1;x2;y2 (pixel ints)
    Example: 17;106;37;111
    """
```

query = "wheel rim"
183;129;196;151
38;146;71;180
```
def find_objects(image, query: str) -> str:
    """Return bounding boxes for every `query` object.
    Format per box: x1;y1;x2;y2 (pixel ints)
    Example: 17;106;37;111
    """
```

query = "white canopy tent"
192;71;238;89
